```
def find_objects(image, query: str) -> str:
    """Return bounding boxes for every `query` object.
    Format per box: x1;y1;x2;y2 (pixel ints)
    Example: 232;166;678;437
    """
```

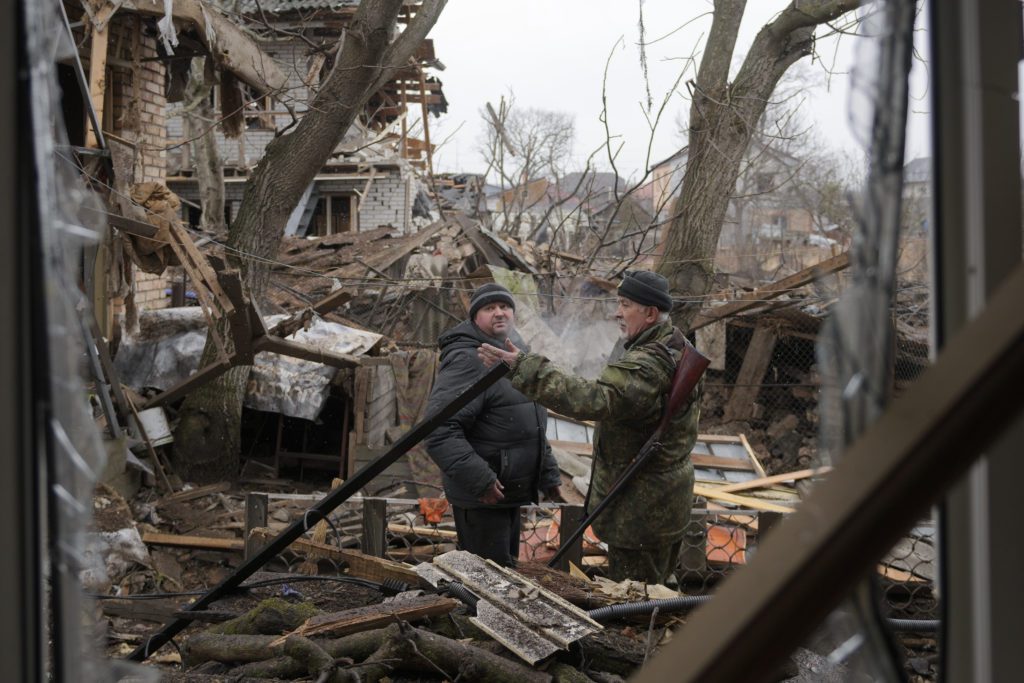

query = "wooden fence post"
362;497;388;558
244;493;269;560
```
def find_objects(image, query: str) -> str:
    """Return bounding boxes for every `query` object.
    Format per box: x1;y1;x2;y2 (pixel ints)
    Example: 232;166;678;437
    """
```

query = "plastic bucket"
136;407;173;447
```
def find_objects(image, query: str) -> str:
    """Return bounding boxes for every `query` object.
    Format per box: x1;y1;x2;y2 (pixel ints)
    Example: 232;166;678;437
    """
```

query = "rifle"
548;341;710;569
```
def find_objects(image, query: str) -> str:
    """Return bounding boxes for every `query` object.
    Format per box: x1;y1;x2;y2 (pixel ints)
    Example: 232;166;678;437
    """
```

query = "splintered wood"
273;593;458;642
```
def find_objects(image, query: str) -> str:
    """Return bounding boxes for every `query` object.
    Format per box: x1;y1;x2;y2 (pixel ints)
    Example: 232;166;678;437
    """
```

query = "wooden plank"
313;288;354;316
248;528;423;586
715;468;832;495
723;322;778;422
353;367;369;444
276;594;459;642
691;252;850;331
739;433;768;478
160;482;230;504
387;523;458;541
691;454;756;471
105;211;158;238
254;334;362;369
142;532;243;552
85;16;110;148
692;485;796;514
170;222;234;315
698;434;744;444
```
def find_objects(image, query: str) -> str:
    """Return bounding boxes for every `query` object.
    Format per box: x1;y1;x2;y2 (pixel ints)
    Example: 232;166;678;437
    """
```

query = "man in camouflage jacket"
479;270;701;584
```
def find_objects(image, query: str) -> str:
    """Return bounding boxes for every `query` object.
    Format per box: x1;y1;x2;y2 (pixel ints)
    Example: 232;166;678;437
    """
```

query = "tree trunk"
656;0;859;328
182;623;552;683
183;57;225;236
173;0;447;482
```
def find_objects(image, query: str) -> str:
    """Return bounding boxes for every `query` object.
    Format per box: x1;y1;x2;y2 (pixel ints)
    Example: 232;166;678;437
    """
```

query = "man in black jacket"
425;283;563;566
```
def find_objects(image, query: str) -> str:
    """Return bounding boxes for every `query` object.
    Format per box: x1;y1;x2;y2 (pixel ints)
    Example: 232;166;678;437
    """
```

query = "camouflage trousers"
607;540;683;586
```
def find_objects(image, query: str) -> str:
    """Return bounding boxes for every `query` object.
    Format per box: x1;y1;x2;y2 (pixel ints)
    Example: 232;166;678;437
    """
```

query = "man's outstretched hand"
478;338;521;368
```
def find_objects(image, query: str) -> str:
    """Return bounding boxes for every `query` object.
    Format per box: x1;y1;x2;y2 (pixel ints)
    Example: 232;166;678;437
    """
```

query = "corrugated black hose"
587;597;940;634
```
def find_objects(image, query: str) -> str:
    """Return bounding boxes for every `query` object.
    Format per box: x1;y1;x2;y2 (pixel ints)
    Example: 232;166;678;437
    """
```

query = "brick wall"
166;41;311;172
103;15;171;312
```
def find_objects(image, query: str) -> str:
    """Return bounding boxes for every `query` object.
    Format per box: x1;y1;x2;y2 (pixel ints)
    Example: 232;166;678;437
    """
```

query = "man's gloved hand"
543;486;566;503
478;479;505;505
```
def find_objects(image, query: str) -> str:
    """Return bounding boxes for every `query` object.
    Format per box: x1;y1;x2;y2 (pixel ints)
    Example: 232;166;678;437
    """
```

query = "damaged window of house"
310;193;358;235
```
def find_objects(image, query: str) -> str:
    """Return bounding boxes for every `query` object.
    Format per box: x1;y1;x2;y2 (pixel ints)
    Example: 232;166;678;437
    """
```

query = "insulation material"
115;311;381;420
244;317;382;420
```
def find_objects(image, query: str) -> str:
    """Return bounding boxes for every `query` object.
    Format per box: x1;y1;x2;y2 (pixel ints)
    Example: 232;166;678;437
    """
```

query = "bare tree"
478;97;591;244
656;0;861;325
174;0;447;483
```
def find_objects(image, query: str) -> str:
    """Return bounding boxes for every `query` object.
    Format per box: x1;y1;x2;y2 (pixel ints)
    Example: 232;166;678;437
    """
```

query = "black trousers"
451;505;522;567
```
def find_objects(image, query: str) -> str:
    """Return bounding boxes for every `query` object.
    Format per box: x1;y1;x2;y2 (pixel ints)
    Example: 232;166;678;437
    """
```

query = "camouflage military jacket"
510;321;700;549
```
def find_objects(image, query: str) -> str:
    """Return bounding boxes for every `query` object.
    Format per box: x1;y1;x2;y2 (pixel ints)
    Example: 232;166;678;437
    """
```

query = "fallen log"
183;623;551;683
356;622;552;683
142;532;243;552
281;634;356;683
208;597;320;636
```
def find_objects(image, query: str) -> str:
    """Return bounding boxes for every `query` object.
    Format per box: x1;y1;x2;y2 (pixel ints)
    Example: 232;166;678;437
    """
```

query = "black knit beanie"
618;270;673;311
469;283;516;320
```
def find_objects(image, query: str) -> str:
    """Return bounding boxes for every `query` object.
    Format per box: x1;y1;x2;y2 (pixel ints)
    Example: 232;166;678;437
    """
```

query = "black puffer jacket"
425;320;561;508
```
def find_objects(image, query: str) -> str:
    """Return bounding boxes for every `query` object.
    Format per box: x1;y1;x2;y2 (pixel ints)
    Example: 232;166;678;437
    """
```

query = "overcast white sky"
424;1;932;183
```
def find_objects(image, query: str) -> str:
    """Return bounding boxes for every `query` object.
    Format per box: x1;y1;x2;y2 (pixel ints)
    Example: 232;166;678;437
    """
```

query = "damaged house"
165;0;446;237
22;0;995;680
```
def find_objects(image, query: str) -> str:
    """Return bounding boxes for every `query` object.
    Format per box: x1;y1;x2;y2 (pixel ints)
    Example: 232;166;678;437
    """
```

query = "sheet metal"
416;550;602;664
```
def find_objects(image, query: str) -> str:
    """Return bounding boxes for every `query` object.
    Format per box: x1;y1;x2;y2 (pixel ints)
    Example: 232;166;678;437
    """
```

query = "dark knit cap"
618;270;673;311
469;283;516;320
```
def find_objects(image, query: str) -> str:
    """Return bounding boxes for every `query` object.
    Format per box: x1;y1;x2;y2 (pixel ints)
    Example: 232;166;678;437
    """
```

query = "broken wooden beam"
714;468;832;495
691;454;756;471
142;532;244;552
85;8;111;149
723;321;778;423
159;482;230;504
692;485;795;514
254;334;362;369
386;522;458;541
691;252;850;331
739;433;768;478
275;594;459;641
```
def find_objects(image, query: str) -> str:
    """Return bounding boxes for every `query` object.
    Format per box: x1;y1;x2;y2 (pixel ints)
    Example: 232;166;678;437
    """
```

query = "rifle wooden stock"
549;341;710;568
657;343;712;436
